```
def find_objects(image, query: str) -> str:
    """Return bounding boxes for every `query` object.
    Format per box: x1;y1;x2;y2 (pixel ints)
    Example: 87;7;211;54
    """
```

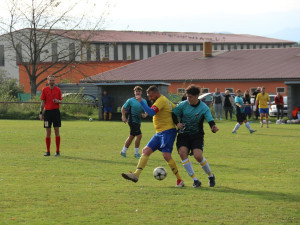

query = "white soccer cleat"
175;180;185;187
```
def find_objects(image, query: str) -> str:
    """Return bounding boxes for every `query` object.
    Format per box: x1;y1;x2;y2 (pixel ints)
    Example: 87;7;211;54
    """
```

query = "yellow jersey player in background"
122;86;184;187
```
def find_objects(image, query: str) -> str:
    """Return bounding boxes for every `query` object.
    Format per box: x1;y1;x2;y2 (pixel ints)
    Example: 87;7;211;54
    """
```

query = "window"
200;44;203;51
86;44;91;61
186;44;190;51
113;43;118;61
214;44;217;50
177;88;185;94
155;44;159;55
139;44;143;60
178;44;182;51
16;43;22;64
247;44;250;49
171;44;175;51
122;44;127;61
0;45;4;66
250;87;257;95
131;44;135;60
52;43;58;62
96;44;100;61
147;44;151;57
276;87;285;93
241;44;244;49
201;88;209;94
193;44;197;51
69;43;75;61
225;88;234;93
104;44;109;58
221;44;224;50
163;44;167;53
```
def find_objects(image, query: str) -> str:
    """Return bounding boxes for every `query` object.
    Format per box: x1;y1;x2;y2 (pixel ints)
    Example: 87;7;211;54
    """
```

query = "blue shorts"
259;108;269;114
147;128;177;153
104;106;112;113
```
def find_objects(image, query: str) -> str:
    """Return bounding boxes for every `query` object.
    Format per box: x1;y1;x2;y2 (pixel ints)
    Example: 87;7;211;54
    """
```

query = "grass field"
0;119;299;225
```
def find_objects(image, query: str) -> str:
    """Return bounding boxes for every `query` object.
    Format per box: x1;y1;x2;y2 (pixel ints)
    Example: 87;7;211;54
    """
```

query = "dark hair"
185;85;200;96
134;86;142;91
147;86;159;93
236;89;242;93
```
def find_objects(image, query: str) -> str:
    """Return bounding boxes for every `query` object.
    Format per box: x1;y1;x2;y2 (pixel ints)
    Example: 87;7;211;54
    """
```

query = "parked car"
62;93;98;106
198;92;236;106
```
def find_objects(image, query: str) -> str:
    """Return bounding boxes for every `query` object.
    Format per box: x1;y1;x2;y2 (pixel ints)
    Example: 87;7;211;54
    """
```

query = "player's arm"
39;100;45;120
172;104;184;129
204;107;219;133
121;106;128;123
140;100;157;117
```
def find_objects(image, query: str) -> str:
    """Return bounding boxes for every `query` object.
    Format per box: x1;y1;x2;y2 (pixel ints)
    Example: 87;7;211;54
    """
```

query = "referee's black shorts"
44;109;61;128
176;133;204;155
128;122;141;136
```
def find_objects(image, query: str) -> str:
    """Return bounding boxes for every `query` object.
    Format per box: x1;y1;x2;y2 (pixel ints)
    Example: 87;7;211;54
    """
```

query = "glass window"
201;88;209;94
69;43;75;61
276;87;285;93
177;88;185;94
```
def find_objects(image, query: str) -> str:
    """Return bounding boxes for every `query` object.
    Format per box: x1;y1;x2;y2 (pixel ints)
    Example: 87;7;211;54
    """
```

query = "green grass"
0;119;299;225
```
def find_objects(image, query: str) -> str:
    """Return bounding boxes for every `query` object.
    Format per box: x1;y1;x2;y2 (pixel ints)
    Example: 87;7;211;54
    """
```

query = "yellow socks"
167;158;182;180
134;154;149;177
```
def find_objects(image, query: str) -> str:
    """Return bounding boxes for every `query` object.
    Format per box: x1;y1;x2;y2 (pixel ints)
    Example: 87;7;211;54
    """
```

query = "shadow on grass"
61;155;138;166
209;186;300;203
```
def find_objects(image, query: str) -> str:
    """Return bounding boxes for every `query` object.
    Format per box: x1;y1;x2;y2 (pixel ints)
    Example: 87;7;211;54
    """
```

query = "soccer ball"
89;118;93;122
153;167;167;180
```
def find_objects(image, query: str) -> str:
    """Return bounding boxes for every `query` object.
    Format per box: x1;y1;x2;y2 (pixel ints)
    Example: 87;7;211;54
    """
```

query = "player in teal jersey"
232;89;256;134
172;85;219;188
120;86;148;159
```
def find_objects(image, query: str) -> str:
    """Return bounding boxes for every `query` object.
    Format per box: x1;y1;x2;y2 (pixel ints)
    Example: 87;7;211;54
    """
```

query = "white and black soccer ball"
153;167;167;180
89;118;93;122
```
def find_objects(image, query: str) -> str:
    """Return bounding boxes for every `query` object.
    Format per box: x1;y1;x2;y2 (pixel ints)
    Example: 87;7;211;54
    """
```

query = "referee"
39;75;62;156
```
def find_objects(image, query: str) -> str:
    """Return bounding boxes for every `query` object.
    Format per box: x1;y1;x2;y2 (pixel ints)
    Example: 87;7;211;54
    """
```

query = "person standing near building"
275;92;284;120
255;87;271;128
232;89;256;134
252;87;261;120
102;90;113;121
223;90;234;120
172;85;218;188
212;88;224;120
243;90;252;119
39;75;62;156
120;86;148;159
121;86;185;187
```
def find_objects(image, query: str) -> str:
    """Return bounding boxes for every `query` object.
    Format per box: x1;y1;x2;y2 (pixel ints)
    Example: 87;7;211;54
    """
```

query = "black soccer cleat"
44;152;50;156
193;180;201;188
55;152;60;156
208;174;216;187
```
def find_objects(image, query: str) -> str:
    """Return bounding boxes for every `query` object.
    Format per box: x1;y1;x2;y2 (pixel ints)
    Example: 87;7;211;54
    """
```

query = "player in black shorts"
172;85;219;188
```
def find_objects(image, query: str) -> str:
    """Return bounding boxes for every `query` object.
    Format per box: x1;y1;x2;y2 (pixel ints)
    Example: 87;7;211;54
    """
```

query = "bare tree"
0;0;109;97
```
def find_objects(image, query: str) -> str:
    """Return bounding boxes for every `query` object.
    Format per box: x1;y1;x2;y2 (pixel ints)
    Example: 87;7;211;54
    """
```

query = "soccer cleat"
55;152;60;156
134;153;141;159
208;174;216;187
121;172;138;183
232;130;237;134
266;125;269;128
44;152;50;156
175;179;185;187
120;151;126;158
193;180;201;188
249;129;256;134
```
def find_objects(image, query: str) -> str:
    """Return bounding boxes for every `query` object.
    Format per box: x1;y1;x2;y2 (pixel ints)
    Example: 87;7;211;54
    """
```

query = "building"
0;29;296;93
81;47;300;118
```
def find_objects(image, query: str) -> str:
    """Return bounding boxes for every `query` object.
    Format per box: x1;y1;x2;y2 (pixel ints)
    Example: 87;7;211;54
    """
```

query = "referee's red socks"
46;137;51;153
55;136;60;153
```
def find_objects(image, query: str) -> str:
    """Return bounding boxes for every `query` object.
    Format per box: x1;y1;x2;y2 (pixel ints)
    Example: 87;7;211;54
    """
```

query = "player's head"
277;92;281;96
103;91;107;95
47;75;55;87
146;86;160;102
225;90;230;95
256;87;261;92
134;86;142;96
236;89;242;96
261;86;266;94
186;85;200;105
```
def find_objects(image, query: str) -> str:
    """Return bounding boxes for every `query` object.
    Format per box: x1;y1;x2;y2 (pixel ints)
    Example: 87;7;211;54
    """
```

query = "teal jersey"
234;96;244;114
173;100;214;135
123;98;147;124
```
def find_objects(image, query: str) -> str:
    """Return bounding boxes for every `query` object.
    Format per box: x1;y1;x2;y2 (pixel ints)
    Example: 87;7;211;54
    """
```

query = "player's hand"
122;115;127;124
39;114;43;121
211;125;219;133
53;99;59;103
176;123;184;130
142;112;148;118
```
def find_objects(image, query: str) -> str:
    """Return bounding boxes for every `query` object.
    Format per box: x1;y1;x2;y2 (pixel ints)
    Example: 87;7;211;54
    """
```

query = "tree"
0;0;109;97
0;69;24;99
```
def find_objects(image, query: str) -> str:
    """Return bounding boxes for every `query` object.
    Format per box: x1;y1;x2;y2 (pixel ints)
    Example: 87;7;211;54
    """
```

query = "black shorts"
176;133;204;155
44;109;61;128
236;112;246;123
128;122;141;136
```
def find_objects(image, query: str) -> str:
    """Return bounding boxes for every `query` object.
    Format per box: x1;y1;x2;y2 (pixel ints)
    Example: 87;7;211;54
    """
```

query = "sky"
2;0;300;41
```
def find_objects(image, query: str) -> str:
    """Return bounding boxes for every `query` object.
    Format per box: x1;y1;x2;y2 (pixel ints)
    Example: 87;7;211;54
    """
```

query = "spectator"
252;87;261;120
243;90;252;119
223;90;234;120
212;88;224;120
102;91;113;120
275;92;284;120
